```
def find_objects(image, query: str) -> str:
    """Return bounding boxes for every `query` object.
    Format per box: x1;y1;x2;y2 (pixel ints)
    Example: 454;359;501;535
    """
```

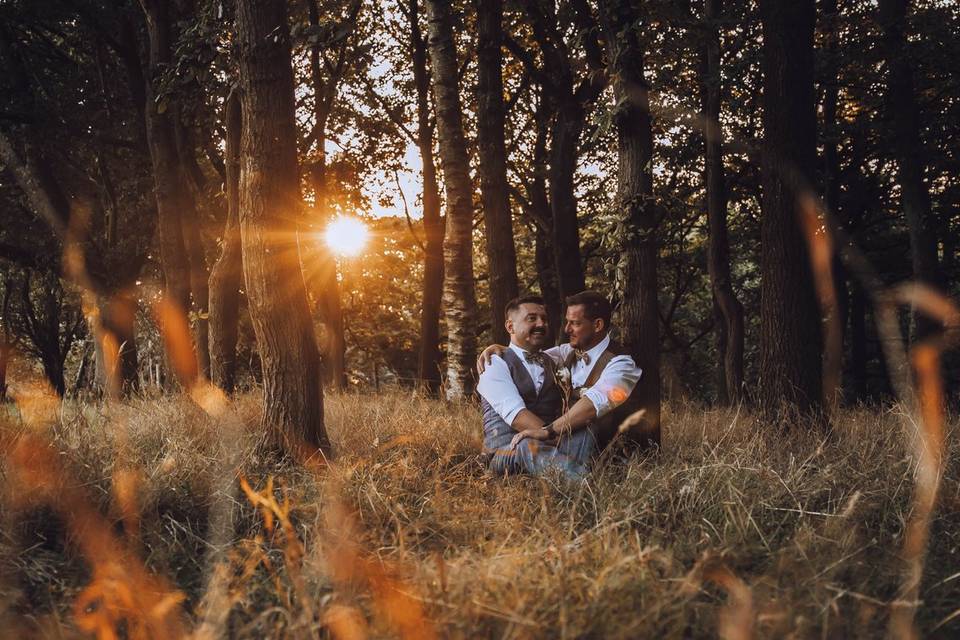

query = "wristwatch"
542;422;558;438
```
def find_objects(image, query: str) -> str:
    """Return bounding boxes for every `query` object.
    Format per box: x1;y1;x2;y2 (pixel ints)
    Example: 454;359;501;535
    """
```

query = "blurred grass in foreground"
2;389;959;638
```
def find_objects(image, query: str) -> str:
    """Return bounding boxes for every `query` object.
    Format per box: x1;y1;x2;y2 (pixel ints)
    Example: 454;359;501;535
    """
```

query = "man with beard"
477;295;596;480
478;291;645;467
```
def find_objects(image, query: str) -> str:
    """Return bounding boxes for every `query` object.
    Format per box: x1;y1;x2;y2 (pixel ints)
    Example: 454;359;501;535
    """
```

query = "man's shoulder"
479;352;511;380
605;341;632;358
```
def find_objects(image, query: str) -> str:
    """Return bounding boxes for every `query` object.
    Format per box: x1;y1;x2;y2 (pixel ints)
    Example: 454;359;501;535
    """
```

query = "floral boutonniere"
550;363;573;413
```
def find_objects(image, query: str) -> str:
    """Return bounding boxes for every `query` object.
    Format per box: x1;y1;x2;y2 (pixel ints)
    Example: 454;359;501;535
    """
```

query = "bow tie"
523;351;547;366
574;350;591;365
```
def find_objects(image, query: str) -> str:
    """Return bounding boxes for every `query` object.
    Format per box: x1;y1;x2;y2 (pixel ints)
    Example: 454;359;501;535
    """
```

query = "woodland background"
1;0;959;637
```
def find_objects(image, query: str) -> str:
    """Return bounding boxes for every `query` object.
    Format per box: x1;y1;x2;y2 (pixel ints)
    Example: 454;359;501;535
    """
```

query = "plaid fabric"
486;429;596;481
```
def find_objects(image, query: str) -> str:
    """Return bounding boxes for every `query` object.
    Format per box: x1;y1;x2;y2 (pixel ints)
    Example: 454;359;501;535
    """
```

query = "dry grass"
2;389;960;638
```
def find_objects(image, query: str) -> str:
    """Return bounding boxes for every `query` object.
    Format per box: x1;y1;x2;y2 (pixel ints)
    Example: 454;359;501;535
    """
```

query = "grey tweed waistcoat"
480;349;563;452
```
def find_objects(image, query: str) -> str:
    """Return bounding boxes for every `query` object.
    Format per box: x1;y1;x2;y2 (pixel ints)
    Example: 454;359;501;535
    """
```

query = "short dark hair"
565;290;612;329
505;294;546;320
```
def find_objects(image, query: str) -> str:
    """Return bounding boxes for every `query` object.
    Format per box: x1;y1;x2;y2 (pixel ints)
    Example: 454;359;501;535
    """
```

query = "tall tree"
425;0;478;399
235;0;331;455
476;0;519;345
700;0;744;405
138;1;196;324
514;0;607;303
405;0;445;393
819;0;844;407
9;271;85;397
758;0;823;420
600;0;661;447
879;0;942;339
208;91;243;394
305;0;362;390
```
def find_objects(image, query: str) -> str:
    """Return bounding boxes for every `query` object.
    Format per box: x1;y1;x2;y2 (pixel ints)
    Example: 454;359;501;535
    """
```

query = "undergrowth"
1;390;959;638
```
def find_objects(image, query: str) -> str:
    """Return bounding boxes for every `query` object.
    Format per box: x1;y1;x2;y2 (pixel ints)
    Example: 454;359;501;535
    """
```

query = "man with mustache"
477;295;596;479
478;291;644;474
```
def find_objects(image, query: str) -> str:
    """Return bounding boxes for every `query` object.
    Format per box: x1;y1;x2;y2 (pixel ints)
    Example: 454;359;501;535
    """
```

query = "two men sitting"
477;291;643;480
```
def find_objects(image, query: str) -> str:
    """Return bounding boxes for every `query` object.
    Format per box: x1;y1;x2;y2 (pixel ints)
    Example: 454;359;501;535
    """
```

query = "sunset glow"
324;217;369;257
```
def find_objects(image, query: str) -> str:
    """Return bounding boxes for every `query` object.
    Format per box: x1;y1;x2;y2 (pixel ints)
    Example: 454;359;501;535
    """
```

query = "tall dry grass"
2;389;959;638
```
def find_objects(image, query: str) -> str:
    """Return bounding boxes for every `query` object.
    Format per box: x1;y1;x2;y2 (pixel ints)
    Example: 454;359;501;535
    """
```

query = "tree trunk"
0;134;140;396
183;196;210;380
534;224;562;343
0;338;9;402
307;0;347;390
758;0;823;421
138;0;193;315
550;100;588;302
425;0;478;400
700;0;744;406
208;91;243;394
820;0;845;407
879;0;942;340
174;120;212;381
236;0;331;456
850;280;868;400
0;279;13;402
518;0;605;304
408;0;444;393
530;95;563;339
100;290;140;395
475;0;519;345
600;0;661;448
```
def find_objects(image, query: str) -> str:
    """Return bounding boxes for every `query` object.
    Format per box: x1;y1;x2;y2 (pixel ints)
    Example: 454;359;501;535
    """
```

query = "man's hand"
476;344;508;374
510;427;550;450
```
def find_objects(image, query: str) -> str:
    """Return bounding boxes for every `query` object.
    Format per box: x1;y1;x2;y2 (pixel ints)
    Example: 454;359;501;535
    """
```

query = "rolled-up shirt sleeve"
476;355;526;427
581;355;642;418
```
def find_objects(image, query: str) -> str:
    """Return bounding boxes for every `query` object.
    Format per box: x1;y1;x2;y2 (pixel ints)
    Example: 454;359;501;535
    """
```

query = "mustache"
530;328;546;336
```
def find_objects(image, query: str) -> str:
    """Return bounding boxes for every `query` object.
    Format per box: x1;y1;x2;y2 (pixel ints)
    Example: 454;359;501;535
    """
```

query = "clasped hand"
509;426;551;450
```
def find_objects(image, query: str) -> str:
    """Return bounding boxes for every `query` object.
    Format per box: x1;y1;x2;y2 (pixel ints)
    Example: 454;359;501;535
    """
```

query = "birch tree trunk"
425;0;478;399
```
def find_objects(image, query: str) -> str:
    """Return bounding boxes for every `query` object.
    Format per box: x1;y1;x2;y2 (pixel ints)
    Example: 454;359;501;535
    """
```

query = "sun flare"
324;216;369;257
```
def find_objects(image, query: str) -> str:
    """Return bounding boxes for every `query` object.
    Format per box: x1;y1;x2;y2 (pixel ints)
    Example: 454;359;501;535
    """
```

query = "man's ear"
593;317;604;333
505;318;514;335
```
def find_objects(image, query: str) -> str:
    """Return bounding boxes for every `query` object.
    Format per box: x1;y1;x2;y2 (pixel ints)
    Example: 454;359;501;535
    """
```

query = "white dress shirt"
543;335;642;419
477;343;548;427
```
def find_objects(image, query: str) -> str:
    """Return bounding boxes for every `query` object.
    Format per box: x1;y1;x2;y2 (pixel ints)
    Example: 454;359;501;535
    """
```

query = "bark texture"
475;0;519;345
139;0;193;314
700;0;744;405
758;0;824;420
879;0;942;339
236;0;330;455
425;0;478;399
600;0;661;448
208;91;243;393
407;0;445;393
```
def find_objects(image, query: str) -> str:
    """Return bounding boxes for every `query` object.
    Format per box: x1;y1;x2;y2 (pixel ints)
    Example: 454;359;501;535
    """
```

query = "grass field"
2;388;959;638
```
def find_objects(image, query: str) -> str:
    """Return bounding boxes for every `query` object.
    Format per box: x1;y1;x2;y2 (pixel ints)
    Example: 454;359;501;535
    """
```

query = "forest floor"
1;387;960;638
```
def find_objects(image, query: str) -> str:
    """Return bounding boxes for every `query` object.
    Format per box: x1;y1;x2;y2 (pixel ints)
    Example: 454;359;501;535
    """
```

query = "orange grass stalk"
887;286;959;639
5;432;188;638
